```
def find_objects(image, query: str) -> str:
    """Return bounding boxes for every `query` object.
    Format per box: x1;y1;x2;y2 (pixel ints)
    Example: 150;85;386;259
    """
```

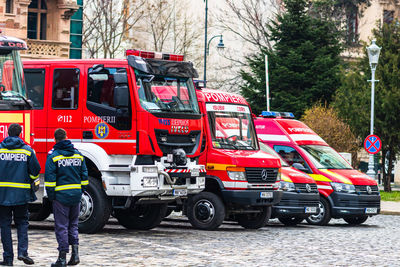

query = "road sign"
364;134;381;154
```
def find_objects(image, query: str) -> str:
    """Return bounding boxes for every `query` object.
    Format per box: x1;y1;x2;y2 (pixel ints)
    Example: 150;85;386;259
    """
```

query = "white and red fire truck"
255;111;381;225
23;50;206;233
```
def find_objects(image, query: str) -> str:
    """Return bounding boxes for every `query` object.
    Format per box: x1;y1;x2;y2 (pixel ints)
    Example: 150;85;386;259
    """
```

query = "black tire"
78;177;111;234
343;216;368;225
187;192;225;230
237;206;272;229
114;203;168;230
306;197;331;226
29;200;52;221
278;216;304;226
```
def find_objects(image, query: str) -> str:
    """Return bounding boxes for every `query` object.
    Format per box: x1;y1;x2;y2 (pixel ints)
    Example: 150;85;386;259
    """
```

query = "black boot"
51;251;67;267
0;259;13;266
67;245;80;265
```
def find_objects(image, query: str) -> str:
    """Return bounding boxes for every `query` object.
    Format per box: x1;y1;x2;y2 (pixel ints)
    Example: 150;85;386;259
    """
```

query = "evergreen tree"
240;0;342;117
334;22;400;191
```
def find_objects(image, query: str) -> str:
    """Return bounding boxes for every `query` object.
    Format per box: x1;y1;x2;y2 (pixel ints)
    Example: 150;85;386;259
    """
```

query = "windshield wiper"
1;92;33;109
216;142;238;149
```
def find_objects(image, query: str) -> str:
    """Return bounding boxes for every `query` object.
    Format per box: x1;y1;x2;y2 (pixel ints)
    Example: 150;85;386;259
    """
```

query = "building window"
6;0;13;13
27;0;47;40
52;69;80;109
346;7;358;45
70;0;83;59
383;10;394;24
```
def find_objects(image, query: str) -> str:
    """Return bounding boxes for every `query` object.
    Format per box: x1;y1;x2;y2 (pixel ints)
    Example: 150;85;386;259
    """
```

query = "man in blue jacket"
45;128;88;267
0;124;41;266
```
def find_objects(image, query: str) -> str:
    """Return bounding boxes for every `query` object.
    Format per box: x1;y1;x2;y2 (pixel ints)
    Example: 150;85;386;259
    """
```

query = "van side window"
87;67;131;130
273;145;312;173
24;68;45;109
52;68;79;109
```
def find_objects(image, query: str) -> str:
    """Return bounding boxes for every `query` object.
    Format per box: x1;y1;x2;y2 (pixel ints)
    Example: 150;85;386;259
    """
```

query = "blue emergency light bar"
260;111;295;119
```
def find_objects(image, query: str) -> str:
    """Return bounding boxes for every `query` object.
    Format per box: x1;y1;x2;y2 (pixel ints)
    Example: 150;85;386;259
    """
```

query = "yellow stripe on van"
281;173;292;182
206;163;236;171
319;169;352;184
309;174;332;182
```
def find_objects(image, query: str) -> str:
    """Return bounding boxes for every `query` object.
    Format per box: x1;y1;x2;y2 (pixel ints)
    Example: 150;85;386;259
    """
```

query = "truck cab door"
46;66;83;151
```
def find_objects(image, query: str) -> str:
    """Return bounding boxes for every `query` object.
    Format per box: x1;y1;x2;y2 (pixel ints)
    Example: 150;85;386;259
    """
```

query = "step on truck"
258;141;319;226
23;50;206;233
255;111;381;225
167;86;283;230
0;33;33;152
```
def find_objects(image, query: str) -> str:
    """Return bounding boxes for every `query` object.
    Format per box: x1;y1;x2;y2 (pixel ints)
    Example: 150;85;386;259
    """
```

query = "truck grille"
294;183;318;193
354;185;379;195
338;200;380;208
278;199;319;207
245;168;279;184
155;129;201;155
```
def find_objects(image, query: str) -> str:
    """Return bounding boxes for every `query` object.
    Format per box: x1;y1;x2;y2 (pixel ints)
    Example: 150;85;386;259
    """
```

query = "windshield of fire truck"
206;103;258;150
0;50;27;103
301;145;352;169
136;75;199;114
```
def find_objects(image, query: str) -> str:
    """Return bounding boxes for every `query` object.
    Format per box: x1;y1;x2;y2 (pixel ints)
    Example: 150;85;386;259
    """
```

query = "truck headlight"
280;181;295;191
227;167;246;181
330;182;355;193
143;177;158;187
142;166;158;173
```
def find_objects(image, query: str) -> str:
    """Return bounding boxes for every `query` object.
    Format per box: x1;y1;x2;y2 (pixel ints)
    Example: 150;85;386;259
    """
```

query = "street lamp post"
203;0;225;82
366;39;381;180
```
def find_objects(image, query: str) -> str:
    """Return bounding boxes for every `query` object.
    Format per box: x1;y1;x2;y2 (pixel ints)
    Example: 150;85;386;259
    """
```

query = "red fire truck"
258;141;319;226
255;111;381;225
23;50;206;233
0;34;31;145
170;87;283;230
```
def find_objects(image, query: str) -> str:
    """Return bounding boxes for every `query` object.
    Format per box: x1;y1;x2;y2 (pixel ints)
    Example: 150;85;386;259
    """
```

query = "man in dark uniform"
45;128;88;267
0;124;41;266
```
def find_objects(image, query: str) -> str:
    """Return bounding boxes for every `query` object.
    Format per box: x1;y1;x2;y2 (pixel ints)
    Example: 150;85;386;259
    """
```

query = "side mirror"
292;163;308;172
114;85;129;107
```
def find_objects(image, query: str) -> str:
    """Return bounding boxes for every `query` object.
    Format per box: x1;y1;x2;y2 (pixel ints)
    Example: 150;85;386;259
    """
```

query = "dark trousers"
52;200;79;253
0;204;29;261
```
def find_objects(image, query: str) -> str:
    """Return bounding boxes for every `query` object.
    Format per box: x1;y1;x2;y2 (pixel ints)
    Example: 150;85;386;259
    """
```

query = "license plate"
260;192;273;199
173;189;187;196
365;208;378;214
191;171;200;177
305;207;317;214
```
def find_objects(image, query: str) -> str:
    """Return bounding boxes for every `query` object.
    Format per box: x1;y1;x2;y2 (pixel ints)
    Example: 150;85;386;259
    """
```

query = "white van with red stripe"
255;111;381;225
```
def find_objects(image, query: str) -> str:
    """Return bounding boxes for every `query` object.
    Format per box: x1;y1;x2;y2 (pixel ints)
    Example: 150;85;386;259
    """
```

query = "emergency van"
0;33;31;145
172;87;283;230
23;50;206;233
255;112;381;225
258;142;319;225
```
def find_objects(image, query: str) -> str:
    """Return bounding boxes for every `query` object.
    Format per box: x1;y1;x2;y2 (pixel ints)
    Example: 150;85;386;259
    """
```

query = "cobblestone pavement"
4;214;400;267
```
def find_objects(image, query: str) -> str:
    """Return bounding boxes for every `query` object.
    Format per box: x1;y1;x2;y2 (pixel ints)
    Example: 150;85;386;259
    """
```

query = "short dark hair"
8;124;22;137
54;128;67;143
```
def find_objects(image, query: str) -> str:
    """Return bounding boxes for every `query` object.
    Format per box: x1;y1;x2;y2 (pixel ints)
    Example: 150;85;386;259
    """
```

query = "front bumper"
221;189;283;206
103;158;206;199
330;192;381;218
272;191;320;218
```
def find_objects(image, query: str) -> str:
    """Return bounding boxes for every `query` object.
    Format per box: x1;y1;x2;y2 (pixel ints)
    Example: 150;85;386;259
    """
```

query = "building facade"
0;0;80;59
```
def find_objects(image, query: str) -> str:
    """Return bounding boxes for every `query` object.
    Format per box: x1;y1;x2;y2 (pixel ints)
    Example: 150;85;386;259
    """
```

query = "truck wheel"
306;197;331;226
237;206;271;229
29;200;52;221
187;192;225;230
78;177;111;234
114;203;168;230
278;216;304;226
343;216;368;225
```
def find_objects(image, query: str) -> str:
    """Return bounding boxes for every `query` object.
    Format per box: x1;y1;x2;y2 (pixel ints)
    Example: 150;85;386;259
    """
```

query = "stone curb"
380;210;400;215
